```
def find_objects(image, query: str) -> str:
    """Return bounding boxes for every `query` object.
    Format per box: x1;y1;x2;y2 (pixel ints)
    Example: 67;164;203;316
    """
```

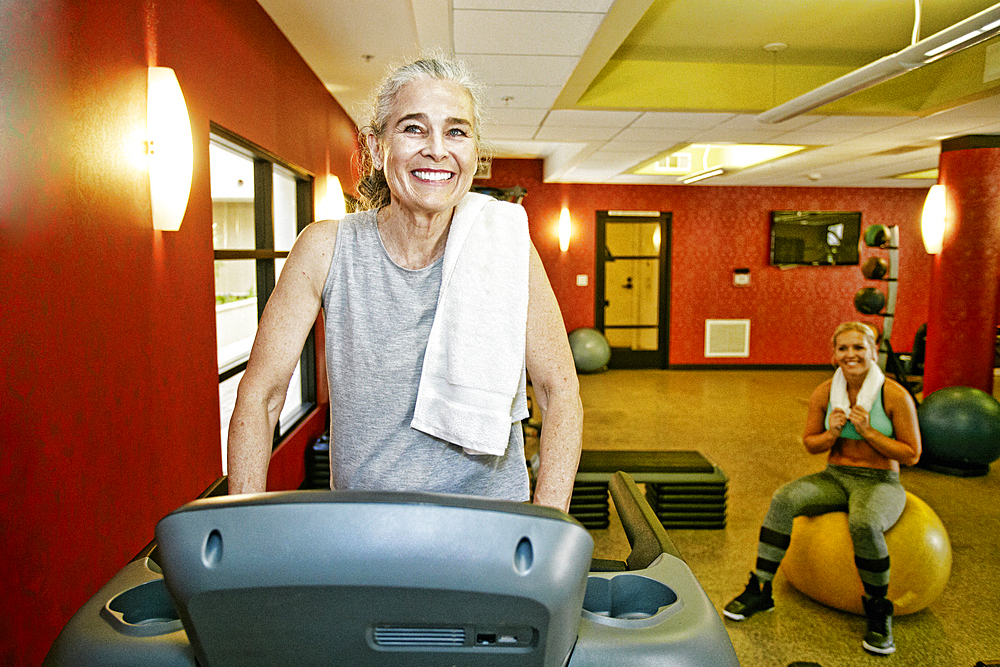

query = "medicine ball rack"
857;224;920;401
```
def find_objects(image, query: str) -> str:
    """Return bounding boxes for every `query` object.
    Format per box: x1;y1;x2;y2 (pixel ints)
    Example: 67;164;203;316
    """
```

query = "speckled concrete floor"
579;369;1000;667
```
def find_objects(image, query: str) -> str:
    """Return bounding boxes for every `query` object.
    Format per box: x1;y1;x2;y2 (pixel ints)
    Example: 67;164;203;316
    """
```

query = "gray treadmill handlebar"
608;471;685;569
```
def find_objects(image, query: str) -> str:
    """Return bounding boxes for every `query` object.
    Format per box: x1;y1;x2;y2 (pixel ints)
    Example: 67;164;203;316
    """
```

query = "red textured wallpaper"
1;1;356;663
483;159;932;366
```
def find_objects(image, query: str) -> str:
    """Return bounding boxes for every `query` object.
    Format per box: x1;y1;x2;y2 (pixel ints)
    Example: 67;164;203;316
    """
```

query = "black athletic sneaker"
724;572;774;621
862;595;896;655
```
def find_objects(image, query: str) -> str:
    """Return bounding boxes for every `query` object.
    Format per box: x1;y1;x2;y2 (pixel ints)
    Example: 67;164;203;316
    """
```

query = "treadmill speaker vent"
373;627;466;646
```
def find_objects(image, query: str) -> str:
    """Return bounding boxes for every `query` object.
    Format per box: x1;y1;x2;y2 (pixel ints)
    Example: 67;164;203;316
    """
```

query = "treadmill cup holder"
100;577;183;637
581;573;682;629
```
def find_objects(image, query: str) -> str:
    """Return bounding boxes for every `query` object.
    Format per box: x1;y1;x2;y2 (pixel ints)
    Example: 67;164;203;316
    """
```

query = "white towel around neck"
411;192;530;456
829;363;885;414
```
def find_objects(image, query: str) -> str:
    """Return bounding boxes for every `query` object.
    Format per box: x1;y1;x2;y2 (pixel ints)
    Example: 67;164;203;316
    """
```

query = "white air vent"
705;319;750;358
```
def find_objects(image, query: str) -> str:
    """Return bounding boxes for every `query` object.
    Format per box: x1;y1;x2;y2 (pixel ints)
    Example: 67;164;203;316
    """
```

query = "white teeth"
414;170;452;181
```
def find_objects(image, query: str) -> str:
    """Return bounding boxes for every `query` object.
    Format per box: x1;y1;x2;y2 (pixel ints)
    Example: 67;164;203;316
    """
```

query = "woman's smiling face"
833;329;875;377
369;76;479;219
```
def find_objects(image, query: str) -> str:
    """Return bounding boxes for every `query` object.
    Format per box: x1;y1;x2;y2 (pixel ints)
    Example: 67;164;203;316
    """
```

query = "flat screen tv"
770;210;861;266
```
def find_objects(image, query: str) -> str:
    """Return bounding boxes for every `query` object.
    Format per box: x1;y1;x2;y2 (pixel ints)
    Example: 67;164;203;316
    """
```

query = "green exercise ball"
854;287;886;315
918;386;1000;465
568;328;611;373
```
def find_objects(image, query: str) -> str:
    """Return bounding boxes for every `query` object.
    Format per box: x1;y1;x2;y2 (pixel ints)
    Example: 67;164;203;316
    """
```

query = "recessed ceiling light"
632;143;807;177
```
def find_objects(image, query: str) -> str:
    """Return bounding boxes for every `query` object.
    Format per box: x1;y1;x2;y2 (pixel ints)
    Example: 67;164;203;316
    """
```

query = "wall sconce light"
148;67;193;231
921;184;947;254
558;207;572;252
318;174;348;221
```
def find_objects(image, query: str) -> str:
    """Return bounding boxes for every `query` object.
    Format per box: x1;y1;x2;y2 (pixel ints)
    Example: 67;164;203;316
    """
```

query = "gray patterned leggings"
755;464;906;598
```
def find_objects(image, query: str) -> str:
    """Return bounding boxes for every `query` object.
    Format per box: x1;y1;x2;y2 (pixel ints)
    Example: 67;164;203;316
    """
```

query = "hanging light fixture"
921;184;947;254
758;4;1000;124
148;67;193;231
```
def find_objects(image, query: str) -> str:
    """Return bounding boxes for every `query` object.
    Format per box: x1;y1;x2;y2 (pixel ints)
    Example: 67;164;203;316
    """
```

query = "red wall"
482;159;932;365
0;1;356;663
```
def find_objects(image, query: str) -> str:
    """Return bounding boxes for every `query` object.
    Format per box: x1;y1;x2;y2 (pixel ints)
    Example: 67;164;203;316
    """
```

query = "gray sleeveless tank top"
320;209;529;501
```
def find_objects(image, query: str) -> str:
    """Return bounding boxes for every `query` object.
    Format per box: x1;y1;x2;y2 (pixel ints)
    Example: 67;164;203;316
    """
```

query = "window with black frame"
210;125;316;472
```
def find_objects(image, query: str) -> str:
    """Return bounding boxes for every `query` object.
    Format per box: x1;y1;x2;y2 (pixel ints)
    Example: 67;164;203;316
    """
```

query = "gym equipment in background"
863;224;890;248
569;450;727;530
471;185;527;205
568;327;612;373
853;287;886;315
860;256;889;280
45;473;741;667
917;385;1000;476
855;223;918;399
301;432;330;490
781;491;951;616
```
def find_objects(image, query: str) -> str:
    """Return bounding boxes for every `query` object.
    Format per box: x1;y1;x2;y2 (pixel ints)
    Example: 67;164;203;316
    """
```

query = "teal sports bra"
825;386;894;440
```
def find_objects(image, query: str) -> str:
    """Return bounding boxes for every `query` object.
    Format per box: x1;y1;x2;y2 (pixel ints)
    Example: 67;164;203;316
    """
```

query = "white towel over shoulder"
829;364;885;414
411;192;530;456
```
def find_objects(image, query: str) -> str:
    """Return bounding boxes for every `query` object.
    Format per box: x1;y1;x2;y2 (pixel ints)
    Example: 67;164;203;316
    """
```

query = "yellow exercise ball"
780;491;951;615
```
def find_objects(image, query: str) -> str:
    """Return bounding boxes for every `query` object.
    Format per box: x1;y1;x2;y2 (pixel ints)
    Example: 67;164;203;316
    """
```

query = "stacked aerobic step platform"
570;450;727;530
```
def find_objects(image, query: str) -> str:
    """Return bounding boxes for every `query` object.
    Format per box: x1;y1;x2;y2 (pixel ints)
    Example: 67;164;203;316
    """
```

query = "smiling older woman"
723;322;921;656
226;56;583;512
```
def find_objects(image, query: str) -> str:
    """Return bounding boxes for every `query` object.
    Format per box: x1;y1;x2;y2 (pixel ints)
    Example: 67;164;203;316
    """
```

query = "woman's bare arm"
524;244;582;512
227;220;339;494
852;380;922;466
802;380;843;455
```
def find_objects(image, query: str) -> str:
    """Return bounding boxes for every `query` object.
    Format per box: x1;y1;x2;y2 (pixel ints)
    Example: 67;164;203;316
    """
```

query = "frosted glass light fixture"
559;207;572;252
148;67;193;231
921;184;946;254
320;174;348;220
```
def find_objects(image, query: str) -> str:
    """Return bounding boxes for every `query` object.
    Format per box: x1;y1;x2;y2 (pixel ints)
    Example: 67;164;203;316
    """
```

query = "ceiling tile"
631;111;735;129
612;125;701;145
454;0;614;11
490;139;564;157
485;107;549;126
454;10;606;56
796;115;912;133
459;54;580;86
542;109;643;127
768;129;861;144
938;94;1000;119
715;114;819;131
535;126;620;141
483;85;563;109
485;125;543;140
688;128;789;143
590;146;659;159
